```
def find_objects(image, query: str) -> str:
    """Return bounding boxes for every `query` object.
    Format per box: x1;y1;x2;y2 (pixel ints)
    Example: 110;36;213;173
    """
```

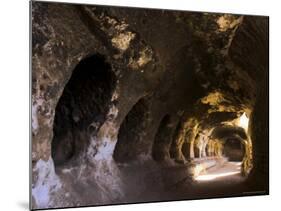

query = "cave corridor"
31;2;269;209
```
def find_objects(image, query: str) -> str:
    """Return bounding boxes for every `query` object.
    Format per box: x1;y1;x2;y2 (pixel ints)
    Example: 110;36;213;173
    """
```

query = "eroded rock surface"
31;2;269;209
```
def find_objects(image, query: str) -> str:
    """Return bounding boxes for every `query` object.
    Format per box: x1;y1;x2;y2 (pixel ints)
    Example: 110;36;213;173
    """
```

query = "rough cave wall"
31;2;269;209
113;96;152;162
229;17;269;191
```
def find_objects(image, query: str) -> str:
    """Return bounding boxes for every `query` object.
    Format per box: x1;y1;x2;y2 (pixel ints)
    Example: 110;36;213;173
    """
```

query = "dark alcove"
52;54;116;167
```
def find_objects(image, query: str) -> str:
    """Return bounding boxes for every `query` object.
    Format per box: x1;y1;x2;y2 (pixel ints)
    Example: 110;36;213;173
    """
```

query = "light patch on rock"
208;104;238;113
111;90;119;101
220;105;237;112
128;47;153;70
201;91;225;106
111;32;135;51
93;137;116;161
89;121;118;161
201;91;238;113
94;12;134;53
104;16;118;26
136;47;153;67
108;105;119;119
32;158;62;209
87;105;119;160
104;16;129;35
105;16;129;32
61;167;75;174
32;103;39;134
218;16;243;56
216;15;243;32
32;98;44;135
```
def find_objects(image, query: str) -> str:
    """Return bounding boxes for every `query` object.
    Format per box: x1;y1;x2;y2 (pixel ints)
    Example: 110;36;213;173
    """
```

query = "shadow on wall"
52;54;116;167
113;97;151;163
152;115;173;162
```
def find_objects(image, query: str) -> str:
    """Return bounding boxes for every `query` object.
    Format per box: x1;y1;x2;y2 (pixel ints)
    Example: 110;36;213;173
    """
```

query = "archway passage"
169;120;186;162
52;54;116;167
223;138;245;162
113;97;151;163
152;115;174;162
211;126;247;162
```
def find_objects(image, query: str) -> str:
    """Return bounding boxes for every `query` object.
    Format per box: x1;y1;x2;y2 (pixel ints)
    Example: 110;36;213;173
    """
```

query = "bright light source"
194;162;242;181
234;162;242;166
194;170;241;181
238;112;249;131
222;111;250;131
192;164;205;177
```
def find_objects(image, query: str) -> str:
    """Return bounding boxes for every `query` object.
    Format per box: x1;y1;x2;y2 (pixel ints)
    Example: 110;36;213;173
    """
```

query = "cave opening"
51;54;116;167
211;124;249;160
152;115;173;162
113;97;151;163
169;120;187;163
223;138;245;162
188;111;253;182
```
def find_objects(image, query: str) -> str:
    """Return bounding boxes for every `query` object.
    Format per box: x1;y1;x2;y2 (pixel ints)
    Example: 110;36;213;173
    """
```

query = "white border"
0;0;279;211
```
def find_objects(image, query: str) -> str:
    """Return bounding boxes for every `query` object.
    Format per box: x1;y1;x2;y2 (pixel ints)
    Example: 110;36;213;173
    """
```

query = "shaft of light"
194;170;241;181
238;112;249;131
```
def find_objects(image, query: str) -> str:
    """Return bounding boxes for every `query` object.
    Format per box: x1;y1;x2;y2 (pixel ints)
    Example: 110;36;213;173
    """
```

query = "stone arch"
152;115;175;162
169;120;184;162
51;54;116;167
223;137;246;161
113;97;151;163
211;126;248;162
170;117;198;162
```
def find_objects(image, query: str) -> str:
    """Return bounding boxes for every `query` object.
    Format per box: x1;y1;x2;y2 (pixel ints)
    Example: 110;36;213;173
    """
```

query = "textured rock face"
31;2;269;209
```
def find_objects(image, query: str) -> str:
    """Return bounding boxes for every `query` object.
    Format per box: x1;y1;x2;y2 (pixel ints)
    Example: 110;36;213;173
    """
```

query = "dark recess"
52;54;116;166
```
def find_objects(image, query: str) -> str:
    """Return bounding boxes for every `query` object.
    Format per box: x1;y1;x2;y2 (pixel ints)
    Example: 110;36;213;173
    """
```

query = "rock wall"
31;2;269;209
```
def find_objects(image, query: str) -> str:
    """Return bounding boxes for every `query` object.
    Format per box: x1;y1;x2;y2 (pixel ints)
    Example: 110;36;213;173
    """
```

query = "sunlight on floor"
194;162;242;181
194;170;241;181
